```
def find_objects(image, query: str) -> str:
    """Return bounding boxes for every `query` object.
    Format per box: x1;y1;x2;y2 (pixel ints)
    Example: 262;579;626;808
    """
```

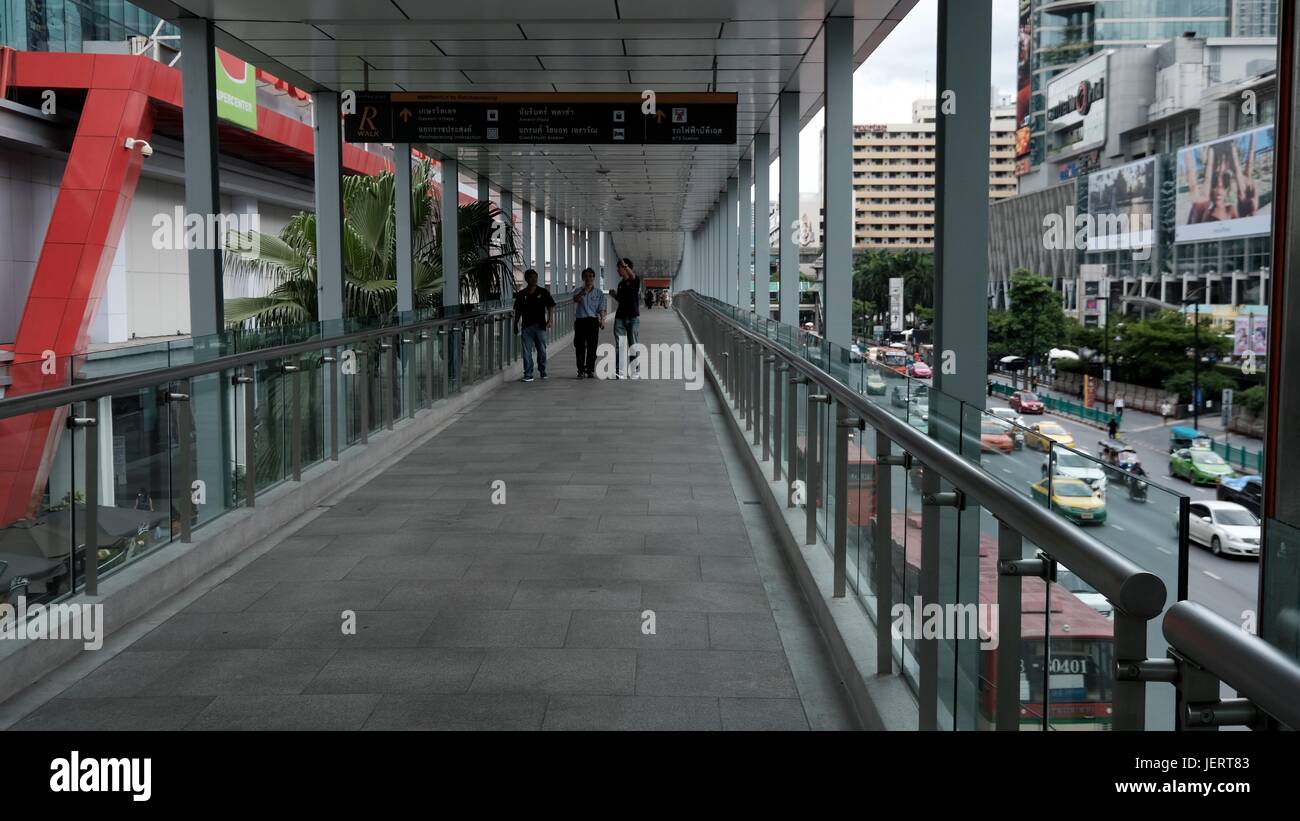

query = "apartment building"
852;98;1017;250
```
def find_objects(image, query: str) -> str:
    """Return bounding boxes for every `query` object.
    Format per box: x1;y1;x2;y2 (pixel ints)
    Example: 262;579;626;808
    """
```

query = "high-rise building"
851;98;1017;250
1014;0;1274;189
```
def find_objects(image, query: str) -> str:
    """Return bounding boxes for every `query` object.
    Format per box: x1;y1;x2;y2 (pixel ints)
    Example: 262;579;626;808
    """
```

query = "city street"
979;388;1260;628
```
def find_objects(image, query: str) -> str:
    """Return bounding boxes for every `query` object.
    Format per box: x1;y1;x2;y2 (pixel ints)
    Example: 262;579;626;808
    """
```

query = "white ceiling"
134;0;919;274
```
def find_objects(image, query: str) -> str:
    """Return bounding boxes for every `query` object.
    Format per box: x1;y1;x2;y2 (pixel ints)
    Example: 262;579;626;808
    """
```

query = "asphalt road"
977;396;1260;628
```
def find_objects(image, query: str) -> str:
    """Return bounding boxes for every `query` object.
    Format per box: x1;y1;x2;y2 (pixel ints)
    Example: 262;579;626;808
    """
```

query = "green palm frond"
222;157;519;331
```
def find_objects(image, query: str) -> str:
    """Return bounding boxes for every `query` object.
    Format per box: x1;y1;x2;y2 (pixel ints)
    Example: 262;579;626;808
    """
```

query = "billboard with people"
1085;158;1155;252
1175;125;1274;242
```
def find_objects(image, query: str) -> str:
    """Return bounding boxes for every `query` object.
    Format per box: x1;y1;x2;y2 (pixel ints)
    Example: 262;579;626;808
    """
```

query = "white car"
1041;448;1107;497
1055;564;1113;620
989;407;1026;428
1180;500;1261;558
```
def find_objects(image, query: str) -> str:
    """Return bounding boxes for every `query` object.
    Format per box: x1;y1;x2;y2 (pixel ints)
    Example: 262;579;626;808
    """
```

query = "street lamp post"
1096;295;1110;412
1181;289;1206;432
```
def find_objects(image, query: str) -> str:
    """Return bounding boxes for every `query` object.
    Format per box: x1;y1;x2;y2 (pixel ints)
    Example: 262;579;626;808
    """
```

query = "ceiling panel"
129;0;917;273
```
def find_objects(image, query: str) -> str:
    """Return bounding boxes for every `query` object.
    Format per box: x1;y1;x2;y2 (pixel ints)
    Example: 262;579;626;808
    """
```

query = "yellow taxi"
1025;420;1076;452
1029;477;1107;525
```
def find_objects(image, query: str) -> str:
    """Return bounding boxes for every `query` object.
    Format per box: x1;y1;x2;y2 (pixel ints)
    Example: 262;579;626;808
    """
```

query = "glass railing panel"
300;355;328;472
1;401;76;604
253;357;292;493
1041;440;1180;730
846;421;877;603
188;370;236;530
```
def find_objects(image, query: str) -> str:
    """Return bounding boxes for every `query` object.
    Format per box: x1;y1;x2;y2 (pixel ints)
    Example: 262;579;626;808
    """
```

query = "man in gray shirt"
572;267;607;379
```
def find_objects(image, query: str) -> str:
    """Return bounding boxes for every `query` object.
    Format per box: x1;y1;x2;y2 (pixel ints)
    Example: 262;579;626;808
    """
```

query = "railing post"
382;337;395;430
438;327;450;398
321;354;338;461
773;363;786;480
833;406;863;598
67;409;98;595
166;383;194;543
760;355;771;456
996;520;1023;730
807;392;831;545
402;334;417;419
787;375;804;507
232;367;258;502
286;356;302;481
358;346;370;444
874;433;907;674
1113;611;1150;731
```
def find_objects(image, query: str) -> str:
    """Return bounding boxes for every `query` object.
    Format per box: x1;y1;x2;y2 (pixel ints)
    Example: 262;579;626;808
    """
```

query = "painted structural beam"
779;92;800;326
314;90;345;323
754;131;771;320
180;16;223;337
395;143;413;313
441;156;459;307
823;16;853;348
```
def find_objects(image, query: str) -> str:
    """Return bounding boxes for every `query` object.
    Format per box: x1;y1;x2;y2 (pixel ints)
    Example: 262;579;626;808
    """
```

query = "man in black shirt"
611;258;641;379
513;268;555;382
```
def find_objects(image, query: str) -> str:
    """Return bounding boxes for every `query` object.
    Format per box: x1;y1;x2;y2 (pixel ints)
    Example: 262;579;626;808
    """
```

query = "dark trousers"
574;317;600;375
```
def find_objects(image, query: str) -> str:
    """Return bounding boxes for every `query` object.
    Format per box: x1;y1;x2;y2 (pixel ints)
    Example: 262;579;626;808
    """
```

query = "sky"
792;0;1019;192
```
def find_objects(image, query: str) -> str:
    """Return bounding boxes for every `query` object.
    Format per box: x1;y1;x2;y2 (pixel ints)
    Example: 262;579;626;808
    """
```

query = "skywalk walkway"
4;309;857;731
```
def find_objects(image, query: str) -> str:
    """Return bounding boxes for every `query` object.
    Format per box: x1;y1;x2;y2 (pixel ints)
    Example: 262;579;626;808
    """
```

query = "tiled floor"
10;308;856;731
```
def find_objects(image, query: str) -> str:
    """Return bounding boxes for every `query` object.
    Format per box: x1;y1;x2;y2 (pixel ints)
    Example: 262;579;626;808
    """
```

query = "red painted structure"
0;50;468;525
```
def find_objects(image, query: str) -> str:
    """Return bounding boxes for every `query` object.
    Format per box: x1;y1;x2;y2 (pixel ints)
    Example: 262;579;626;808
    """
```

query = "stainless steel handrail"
686;293;1166;619
0;303;517;421
1163;601;1300;730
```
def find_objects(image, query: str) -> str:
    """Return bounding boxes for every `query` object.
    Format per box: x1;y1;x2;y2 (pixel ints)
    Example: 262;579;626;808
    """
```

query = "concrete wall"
0;146;63;343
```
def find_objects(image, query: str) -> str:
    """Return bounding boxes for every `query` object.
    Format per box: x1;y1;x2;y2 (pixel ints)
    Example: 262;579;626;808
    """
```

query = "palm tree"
218;158;518;493
222;158;518;329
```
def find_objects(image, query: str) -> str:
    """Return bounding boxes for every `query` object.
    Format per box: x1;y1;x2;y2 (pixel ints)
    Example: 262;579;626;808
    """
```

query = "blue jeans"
520;325;547;377
614;317;639;374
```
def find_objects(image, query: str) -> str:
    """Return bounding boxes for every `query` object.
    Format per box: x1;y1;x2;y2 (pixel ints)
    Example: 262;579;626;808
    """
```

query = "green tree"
1004;270;1068;372
222;158;517;329
1114;310;1230;388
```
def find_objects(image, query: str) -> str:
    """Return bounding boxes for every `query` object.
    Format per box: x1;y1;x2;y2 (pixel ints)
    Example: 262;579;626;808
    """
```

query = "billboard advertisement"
1175;125;1274;242
1015;0;1032;159
889;277;904;332
1085;157;1156;252
1233;315;1268;357
215;49;258;130
1045;55;1107;161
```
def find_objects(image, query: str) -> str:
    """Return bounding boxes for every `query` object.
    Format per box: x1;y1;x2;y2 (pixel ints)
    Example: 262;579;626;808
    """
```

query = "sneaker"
576;372;586;379
540;373;549;380
523;375;534;383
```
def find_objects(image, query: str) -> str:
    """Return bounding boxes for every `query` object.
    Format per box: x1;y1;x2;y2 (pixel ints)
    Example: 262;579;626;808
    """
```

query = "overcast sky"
792;0;1019;192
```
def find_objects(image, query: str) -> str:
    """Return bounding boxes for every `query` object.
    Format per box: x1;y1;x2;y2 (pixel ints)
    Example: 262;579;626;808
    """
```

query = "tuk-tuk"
1098;439;1140;475
1169;426;1212;453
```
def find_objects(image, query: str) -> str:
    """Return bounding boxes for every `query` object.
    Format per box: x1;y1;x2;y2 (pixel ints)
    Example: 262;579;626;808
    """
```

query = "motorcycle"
1127;473;1149;502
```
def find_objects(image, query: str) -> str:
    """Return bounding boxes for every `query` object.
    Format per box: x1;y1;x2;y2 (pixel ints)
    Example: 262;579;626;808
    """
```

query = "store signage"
344;92;737;145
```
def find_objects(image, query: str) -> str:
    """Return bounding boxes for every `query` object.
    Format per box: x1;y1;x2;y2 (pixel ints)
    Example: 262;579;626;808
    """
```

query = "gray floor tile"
304;648;483;694
378;579;519;611
509;580;641;610
470;648;636;695
708;613;785;651
272;610;437;649
244;579;399;613
11;697;215;731
363;693;548;730
141;649;336;696
185;694;382;730
419;609;571;648
635;650;800;698
719;698;811;731
133;611;295;651
565;609;709;650
543;695;721;731
640;581;771;613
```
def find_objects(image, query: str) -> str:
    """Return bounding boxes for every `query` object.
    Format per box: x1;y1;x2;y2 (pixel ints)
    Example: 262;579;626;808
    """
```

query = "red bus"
791;433;1114;729
886;512;1115;729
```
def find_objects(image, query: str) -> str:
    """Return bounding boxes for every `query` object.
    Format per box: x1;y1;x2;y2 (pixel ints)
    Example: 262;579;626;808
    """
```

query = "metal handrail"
1163;601;1300;730
0;303;515;421
686;293;1166;619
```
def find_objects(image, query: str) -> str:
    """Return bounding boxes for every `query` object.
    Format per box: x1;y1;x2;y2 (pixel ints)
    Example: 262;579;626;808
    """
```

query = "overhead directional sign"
344;92;737;145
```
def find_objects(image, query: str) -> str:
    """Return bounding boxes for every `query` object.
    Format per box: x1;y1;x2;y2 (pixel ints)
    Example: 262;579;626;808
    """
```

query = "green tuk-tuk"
1169;426;1212;453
